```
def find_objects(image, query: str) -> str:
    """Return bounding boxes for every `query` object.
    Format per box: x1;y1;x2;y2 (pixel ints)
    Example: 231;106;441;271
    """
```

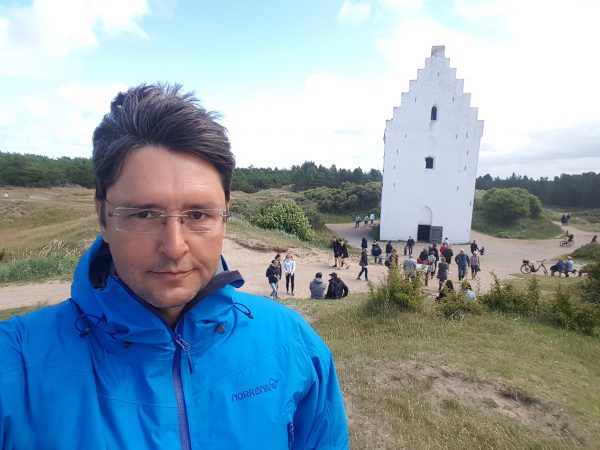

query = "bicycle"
520;259;548;276
559;239;574;247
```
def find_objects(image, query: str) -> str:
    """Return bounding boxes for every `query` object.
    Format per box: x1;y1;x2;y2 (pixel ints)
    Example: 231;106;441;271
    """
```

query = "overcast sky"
1;0;598;179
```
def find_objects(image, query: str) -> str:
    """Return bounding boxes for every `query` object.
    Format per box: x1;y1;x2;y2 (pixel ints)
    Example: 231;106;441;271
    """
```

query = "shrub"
436;291;484;319
251;201;315;241
362;264;425;314
480;188;542;224
580;262;600;305
479;274;540;315
544;283;599;335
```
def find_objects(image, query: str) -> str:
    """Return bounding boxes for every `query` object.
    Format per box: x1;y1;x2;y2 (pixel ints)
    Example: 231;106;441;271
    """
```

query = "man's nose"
158;217;189;259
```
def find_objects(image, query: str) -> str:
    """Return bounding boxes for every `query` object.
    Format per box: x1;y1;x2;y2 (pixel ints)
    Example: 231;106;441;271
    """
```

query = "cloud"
0;81;128;157
337;1;372;24
0;0;149;77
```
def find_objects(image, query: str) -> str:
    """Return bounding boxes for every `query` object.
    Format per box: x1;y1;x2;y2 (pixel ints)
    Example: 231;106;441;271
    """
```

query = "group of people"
265;252;297;299
550;256;576;277
354;212;376;228
560;213;571;226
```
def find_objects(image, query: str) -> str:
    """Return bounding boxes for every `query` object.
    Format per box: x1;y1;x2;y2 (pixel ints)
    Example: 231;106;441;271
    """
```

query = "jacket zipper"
174;327;193;450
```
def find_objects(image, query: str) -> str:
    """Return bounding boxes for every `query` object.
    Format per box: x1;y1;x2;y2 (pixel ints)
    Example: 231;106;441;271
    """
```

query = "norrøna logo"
231;378;280;402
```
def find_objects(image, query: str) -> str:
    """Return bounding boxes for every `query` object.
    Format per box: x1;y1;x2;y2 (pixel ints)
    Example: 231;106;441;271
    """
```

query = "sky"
0;0;599;179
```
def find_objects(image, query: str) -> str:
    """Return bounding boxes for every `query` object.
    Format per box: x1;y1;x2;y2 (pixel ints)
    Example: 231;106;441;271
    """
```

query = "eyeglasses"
106;203;229;234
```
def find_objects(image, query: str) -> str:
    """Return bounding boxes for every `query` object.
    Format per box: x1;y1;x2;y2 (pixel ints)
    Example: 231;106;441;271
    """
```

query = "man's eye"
132;210;158;219
188;210;207;220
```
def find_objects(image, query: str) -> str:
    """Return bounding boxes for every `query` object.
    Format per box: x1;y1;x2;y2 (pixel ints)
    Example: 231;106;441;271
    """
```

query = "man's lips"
149;270;194;279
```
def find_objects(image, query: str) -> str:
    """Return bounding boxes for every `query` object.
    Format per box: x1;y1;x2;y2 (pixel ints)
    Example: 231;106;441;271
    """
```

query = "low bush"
436;291;484;319
580;262;600;305
251;201;315;241
479;274;540;316
544;284;599;335
362;264;425;314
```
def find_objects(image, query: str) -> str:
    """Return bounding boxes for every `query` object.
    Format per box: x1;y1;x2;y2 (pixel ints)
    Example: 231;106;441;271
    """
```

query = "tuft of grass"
0;240;82;284
571;242;600;263
362;264;425;314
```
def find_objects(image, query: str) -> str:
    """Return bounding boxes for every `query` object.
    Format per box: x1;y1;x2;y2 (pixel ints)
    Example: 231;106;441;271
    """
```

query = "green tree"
480;187;542;224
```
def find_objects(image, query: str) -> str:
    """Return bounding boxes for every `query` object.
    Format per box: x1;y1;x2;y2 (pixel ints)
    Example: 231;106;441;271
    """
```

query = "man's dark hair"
93;83;235;222
315;272;322;278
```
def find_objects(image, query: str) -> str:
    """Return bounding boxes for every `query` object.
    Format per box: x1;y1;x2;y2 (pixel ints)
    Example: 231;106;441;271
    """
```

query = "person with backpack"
371;241;383;264
325;273;349;299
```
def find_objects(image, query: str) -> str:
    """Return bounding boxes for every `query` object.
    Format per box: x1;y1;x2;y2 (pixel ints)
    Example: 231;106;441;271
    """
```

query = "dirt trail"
0;223;593;310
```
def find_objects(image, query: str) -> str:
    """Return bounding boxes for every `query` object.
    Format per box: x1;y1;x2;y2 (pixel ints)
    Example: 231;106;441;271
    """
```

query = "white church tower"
380;46;484;244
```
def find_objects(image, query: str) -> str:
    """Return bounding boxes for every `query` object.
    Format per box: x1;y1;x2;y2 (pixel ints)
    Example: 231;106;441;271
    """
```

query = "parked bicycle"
520;259;548;276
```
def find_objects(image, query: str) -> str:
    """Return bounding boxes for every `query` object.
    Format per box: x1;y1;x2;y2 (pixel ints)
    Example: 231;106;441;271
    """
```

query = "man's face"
97;146;228;324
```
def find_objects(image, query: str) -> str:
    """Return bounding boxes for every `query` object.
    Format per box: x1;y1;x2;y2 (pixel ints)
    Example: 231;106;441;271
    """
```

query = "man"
0;84;348;449
354;215;361;228
369;212;375;225
470;239;479;254
455;248;470;281
402;254;417;280
406;236;415;256
332;235;341;267
371;241;383;264
309;272;326;299
442;245;454;274
325;272;349;299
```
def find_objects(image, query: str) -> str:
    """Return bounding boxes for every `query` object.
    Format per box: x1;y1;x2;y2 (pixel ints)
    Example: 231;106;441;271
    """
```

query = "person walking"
331;236;341;268
338;240;350;269
426;250;437;286
385;241;393;260
283;252;297;296
361;236;368;251
369;212;375;225
357;249;369;281
442;245;454;274
363;215;369;227
371;241;383;264
436;257;448;290
455;249;470;281
470;251;481;280
309;272;326;299
470;240;479;254
266;260;280;299
354;215;361;228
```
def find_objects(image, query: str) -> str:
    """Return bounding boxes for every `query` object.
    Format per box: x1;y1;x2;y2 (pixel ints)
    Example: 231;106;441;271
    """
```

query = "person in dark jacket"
309;272;326;299
470;240;479;254
325;272;349;299
357;249;369;281
406;236;415;256
361;236;368;250
266;260;280;299
371;241;383;264
385;241;393;260
442;246;454;274
338;239;350;269
331;236;341;267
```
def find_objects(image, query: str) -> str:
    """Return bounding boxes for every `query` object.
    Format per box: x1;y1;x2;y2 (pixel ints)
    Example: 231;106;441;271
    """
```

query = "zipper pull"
175;334;195;374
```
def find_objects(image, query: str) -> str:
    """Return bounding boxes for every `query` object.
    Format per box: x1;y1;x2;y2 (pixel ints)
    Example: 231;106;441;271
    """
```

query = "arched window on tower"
430;106;437;121
425;157;434;169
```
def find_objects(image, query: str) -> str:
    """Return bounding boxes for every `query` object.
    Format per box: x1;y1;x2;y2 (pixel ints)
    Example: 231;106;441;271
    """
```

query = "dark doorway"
417;225;430;242
417;225;443;243
430;226;443;244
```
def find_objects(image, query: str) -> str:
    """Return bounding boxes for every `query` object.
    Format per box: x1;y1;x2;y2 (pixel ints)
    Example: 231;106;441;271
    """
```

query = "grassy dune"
2;187;600;448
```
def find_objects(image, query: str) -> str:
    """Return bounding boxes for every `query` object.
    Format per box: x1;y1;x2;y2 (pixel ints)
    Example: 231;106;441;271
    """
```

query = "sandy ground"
0;222;594;310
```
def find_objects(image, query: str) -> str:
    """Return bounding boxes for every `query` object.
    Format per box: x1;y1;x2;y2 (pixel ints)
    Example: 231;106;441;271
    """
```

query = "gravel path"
0;223;593;310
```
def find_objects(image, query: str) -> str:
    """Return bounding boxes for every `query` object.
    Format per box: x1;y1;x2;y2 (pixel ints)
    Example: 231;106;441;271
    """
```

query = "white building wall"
380;46;484;244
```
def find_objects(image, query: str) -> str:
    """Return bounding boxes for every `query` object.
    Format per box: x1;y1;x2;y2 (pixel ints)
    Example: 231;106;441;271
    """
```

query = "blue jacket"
0;237;348;449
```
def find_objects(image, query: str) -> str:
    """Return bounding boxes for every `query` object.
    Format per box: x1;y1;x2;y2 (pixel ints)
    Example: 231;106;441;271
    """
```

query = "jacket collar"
70;236;245;359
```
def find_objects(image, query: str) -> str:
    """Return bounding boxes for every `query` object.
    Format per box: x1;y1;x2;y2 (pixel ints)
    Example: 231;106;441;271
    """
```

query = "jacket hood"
70;235;245;360
311;278;324;284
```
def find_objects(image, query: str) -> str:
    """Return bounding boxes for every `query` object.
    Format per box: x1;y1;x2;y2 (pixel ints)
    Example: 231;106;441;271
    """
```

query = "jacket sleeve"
292;328;349;449
341;282;349;298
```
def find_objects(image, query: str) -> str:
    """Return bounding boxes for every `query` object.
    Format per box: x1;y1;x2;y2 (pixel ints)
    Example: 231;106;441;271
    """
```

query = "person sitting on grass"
550;258;566;276
325;272;349;299
309;272;326;299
